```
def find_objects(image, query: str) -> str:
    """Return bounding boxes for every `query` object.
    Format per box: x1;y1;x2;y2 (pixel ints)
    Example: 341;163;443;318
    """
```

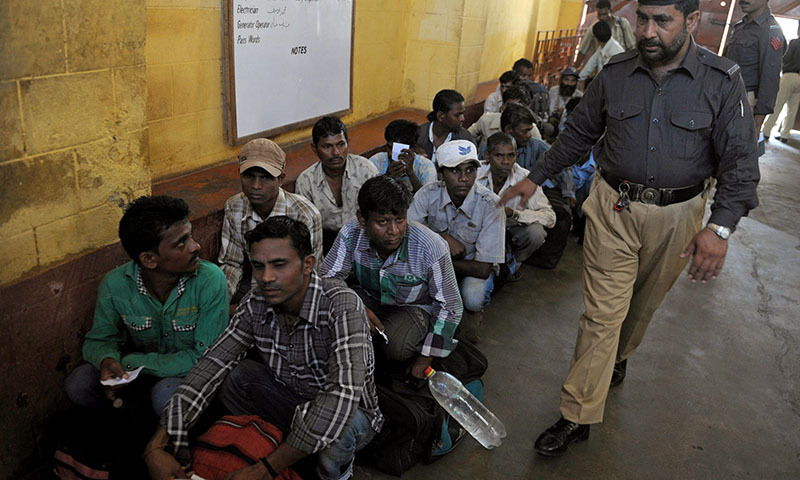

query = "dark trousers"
525;187;572;269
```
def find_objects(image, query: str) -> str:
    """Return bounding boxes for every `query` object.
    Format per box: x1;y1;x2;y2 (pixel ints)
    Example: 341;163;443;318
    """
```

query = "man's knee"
151;377;184;414
64;363;104;408
380;307;428;361
317;410;376;480
460;276;490;312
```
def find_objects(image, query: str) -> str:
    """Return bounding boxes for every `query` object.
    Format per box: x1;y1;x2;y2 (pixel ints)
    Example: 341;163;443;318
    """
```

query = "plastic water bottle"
424;367;507;449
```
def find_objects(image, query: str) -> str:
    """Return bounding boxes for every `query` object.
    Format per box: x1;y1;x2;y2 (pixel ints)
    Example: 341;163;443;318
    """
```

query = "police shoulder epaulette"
605;48;638;66
696;47;740;78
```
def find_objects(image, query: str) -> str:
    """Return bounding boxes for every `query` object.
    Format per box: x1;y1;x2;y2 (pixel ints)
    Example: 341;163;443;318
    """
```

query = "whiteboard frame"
223;0;355;146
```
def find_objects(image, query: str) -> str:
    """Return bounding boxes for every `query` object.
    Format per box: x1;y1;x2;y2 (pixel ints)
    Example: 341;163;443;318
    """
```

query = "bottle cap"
424;366;434;377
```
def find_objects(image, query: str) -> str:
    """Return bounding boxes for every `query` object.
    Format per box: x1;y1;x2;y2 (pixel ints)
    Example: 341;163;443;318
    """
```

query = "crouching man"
321;176;463;378
145;216;382;480
64;196;229;414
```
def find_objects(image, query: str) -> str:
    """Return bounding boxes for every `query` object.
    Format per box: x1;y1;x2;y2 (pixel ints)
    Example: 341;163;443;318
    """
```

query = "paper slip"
391;142;409;162
100;366;145;386
191;475;208;480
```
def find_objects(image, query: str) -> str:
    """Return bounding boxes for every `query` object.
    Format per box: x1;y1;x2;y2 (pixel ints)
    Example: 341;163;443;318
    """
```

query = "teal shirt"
82;260;229;378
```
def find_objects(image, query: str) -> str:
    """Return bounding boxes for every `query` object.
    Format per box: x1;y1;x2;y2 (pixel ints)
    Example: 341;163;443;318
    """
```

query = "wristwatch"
706;223;731;240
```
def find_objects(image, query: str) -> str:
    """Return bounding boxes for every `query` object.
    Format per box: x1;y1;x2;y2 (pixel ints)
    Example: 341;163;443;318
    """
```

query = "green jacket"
82;260;229;377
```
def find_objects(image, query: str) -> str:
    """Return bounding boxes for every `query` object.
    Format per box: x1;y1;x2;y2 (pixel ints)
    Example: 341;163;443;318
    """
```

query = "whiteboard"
224;0;354;144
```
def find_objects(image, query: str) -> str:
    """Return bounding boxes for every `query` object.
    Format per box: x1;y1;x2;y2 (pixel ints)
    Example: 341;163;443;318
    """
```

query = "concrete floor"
357;138;800;479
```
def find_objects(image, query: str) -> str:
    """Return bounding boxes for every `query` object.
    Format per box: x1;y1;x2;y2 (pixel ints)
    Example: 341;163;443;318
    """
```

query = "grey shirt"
529;38;760;230
723;8;786;115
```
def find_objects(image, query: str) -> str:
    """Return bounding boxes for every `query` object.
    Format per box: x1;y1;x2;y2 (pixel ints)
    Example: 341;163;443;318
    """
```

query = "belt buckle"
641;187;660;205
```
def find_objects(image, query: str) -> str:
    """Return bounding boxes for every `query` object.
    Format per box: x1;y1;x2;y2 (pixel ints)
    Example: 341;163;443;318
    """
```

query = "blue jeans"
220;359;376;480
459;275;494;312
63;362;183;414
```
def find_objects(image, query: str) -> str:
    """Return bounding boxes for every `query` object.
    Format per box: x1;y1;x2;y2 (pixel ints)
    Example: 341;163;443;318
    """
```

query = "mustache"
639;39;664;48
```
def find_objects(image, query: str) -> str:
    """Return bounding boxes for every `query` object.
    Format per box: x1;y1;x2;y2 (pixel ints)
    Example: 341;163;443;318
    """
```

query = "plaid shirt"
218;190;323;298
162;274;382;456
321;218;463;358
295;154;379;231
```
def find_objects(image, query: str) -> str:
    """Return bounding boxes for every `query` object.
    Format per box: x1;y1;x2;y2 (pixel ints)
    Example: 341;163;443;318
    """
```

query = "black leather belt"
601;170;707;206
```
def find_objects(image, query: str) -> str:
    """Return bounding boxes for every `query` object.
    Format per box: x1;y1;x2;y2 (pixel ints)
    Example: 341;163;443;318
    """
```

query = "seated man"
512;58;550;122
548;67;583;119
219;138;323;304
296;116;379;254
416;89;476;165
501;103;574;269
369;119;437;194
470;84;539;150
409;140;505;343
484;70;519;113
321;176;463;378
145;217;383;480
477;132;556;274
64;196;229;414
579;20;624;82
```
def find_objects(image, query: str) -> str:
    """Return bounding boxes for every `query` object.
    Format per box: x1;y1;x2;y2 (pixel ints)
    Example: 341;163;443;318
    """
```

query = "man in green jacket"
64;196;229;414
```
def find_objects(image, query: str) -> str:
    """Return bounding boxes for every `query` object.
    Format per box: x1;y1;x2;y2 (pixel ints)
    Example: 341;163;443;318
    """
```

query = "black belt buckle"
641;187;660;205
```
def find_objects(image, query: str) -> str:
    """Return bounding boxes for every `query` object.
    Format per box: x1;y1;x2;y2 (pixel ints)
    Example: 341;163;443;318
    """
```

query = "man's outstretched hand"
497;178;539;208
681;228;728;283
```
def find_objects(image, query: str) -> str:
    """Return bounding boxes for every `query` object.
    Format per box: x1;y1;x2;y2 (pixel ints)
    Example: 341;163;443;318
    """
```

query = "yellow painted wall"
0;0;150;286
557;0;585;31
146;0;412;180
0;0;585;287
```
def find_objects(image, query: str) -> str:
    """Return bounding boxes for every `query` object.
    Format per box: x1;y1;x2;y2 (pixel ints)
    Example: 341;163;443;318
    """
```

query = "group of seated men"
63;57;588;480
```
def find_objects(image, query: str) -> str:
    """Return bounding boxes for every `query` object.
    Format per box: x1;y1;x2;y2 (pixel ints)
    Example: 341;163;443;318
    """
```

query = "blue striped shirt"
321;218;463;358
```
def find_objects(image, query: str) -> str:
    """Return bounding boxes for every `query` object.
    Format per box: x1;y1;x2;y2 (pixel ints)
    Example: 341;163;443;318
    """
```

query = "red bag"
191;415;303;480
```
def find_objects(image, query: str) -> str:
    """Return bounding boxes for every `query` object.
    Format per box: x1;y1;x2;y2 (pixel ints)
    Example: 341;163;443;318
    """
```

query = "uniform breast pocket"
670;111;713;160
455;222;482;247
605;103;644;152
727;38;759;69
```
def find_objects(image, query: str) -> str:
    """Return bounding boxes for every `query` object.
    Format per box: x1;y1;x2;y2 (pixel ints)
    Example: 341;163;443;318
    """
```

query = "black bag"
47;390;158;480
361;338;488;476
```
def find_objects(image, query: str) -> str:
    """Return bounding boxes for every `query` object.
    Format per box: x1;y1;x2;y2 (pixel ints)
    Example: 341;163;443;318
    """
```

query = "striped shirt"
320;218;463;358
162;274;382;456
218;190;323;299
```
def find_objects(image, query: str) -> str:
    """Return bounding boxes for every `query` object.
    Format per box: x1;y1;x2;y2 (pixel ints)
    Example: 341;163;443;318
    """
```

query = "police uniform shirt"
528;38;760;230
723;8;786;115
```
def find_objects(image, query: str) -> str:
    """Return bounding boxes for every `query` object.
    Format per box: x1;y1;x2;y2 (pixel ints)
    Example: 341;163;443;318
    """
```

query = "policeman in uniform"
499;0;760;456
723;0;786;136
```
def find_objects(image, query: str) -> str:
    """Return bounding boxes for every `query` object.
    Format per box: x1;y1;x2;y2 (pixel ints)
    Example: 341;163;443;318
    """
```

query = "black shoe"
776;136;789;143
534;417;590;456
610;359;627;387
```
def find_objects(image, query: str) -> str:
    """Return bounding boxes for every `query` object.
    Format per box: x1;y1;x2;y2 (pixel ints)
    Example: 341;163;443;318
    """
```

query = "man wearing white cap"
218;138;323;306
408;140;506;342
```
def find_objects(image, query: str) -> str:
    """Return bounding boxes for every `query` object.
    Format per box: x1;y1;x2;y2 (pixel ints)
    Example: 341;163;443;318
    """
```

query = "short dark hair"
384;119;419;147
512;58;534;72
596;0;611;10
358;175;412;220
244;216;312;259
501;103;536;131
118;196;190;264
499;70;519;84
486;132;517;154
312;116;348;145
428;89;465;122
593;19;612;42
502;84;532;106
675;0;699;18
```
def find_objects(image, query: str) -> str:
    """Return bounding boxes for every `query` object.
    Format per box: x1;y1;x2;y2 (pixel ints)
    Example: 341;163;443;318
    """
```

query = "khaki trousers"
560;175;707;424
762;72;800;138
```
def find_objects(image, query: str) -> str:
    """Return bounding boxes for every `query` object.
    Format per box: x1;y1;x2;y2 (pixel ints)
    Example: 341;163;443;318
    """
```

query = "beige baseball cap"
238;138;286;176
437;140;480;168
